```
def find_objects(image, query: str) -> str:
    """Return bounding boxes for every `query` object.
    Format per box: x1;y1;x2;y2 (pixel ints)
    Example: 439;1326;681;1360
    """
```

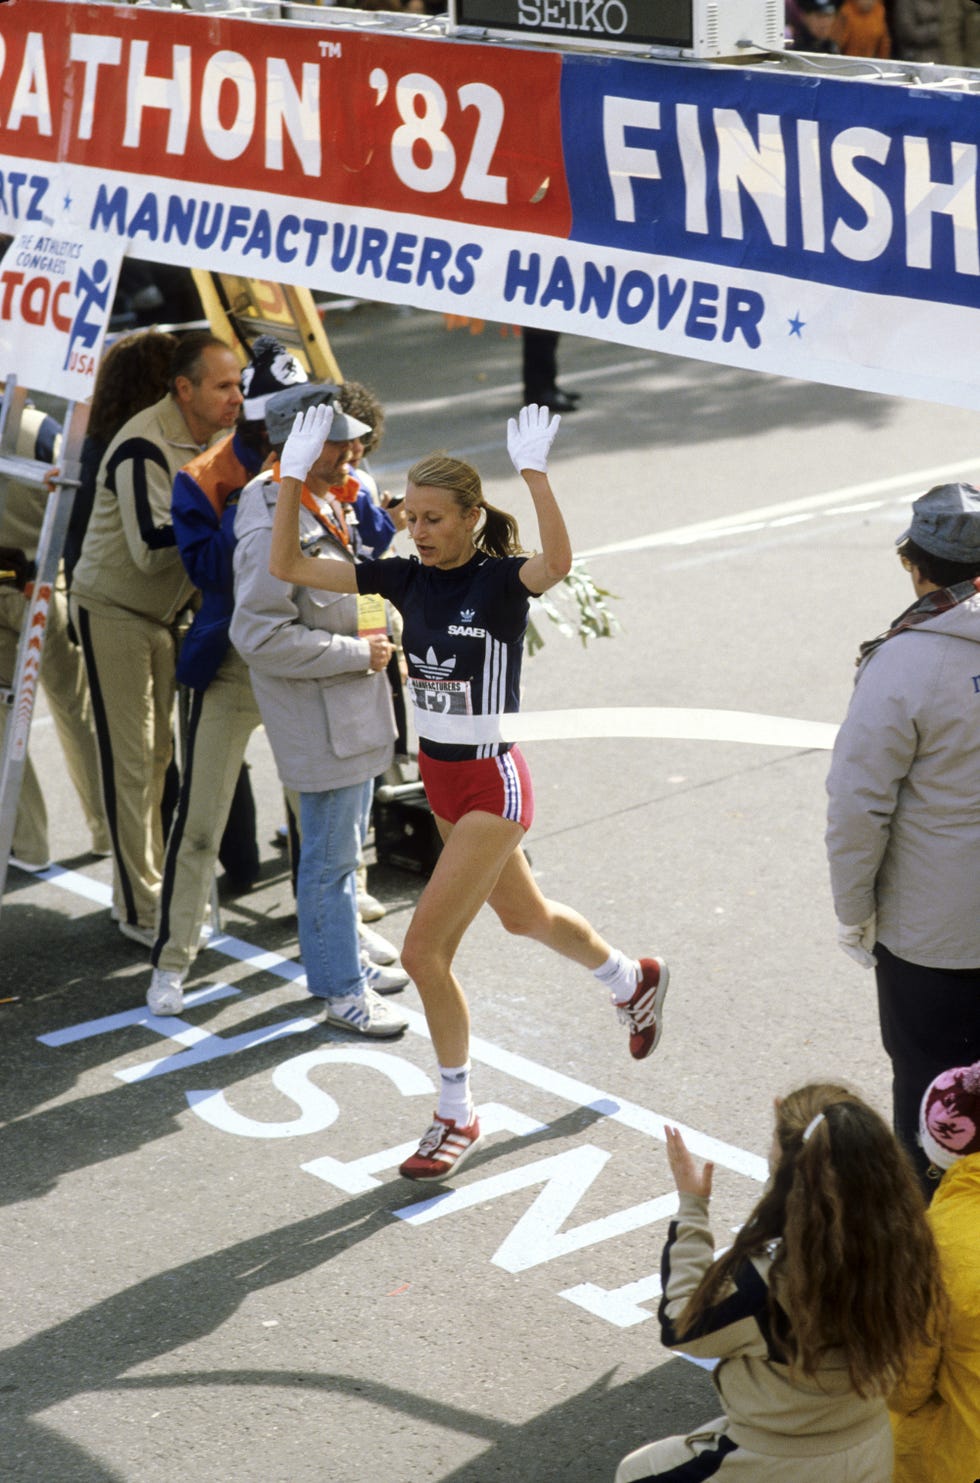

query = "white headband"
802;1112;826;1143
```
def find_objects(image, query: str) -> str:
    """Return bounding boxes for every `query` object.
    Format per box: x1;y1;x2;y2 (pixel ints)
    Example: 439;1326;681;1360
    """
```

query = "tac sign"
0;228;124;400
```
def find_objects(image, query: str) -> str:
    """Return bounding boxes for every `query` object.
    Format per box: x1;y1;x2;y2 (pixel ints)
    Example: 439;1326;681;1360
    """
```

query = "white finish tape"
500;707;838;750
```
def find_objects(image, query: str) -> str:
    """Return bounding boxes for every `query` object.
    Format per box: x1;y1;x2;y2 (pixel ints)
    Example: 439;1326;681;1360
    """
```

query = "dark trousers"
875;941;980;1194
522;328;559;401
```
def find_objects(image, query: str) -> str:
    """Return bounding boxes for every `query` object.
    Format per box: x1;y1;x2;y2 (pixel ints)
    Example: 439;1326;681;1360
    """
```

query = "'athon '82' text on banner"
1;0;979;405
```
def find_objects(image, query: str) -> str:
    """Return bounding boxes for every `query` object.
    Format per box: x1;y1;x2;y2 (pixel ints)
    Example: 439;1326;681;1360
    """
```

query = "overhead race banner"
0;0;978;405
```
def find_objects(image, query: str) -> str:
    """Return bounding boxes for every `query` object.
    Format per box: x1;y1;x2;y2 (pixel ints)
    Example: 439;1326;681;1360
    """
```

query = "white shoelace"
416;1121;448;1156
616;988;657;1030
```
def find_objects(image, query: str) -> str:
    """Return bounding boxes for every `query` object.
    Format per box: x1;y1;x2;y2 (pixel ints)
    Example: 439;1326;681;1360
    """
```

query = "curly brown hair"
406;452;525;559
338;380;385;455
88;329;178;444
677;1084;945;1397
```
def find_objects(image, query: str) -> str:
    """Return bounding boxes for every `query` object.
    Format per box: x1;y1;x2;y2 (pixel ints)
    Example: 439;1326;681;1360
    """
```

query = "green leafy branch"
526;559;621;658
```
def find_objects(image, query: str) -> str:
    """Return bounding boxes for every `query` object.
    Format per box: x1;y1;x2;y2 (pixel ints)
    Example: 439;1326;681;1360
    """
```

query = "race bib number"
409;676;473;716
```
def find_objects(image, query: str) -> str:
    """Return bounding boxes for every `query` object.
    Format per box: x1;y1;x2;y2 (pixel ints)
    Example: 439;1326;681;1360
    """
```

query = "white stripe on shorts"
494;751;523;823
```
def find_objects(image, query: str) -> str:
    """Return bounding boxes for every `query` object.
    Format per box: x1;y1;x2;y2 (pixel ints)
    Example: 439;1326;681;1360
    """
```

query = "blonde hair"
407;452;524;559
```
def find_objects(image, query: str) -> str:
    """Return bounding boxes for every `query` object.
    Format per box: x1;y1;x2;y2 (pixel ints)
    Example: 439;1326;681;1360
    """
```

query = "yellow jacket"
891;1153;980;1483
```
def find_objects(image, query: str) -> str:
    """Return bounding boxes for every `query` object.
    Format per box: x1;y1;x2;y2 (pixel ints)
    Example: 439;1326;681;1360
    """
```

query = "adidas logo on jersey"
410;647;457;679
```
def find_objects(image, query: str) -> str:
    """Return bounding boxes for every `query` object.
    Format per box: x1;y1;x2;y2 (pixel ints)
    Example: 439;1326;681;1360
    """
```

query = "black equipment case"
373;782;443;876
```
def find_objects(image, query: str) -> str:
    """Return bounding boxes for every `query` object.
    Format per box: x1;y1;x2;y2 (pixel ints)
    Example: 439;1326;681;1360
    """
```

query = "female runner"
270;401;669;1181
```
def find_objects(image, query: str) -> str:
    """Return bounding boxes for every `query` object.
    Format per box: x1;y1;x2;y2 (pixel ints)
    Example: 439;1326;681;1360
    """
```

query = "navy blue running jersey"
356;552;529;761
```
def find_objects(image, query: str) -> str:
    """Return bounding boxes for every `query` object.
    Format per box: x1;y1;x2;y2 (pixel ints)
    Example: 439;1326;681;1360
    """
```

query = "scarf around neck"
856;577;980;668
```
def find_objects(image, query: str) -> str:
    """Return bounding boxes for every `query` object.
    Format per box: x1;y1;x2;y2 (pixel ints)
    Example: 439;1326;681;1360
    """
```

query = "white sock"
437;1063;473;1125
593;950;641;1005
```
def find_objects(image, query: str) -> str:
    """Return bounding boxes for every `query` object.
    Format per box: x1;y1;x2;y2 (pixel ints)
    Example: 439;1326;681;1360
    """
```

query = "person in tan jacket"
70;331;242;944
617;1086;943;1481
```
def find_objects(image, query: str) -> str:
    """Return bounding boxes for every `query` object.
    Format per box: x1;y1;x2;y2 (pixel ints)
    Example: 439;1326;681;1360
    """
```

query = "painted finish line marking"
35;866;768;1329
38;866;766;1178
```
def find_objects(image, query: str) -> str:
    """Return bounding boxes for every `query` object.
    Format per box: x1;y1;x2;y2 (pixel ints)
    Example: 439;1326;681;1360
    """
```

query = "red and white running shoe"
399;1113;482;1181
615;957;670;1061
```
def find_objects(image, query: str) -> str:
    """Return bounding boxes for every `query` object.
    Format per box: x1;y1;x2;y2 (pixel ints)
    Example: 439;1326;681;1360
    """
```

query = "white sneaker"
323;986;408;1038
361;956;410;994
147;968;185;1016
357;890;387;922
358;921;399;965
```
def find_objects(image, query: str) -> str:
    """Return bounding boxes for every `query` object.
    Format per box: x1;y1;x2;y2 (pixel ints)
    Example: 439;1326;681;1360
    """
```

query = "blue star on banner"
788;313;806;338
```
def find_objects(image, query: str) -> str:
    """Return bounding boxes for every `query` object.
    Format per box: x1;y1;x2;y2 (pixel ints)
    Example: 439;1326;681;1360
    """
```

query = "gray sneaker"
357;890;387;922
323;986;408;1038
147;968;185;1016
360;952;410;995
358;922;399;965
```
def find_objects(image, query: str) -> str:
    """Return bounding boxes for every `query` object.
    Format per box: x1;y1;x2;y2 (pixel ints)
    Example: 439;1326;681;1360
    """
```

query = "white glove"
507;403;561;475
837;914;877;969
279;402;334;483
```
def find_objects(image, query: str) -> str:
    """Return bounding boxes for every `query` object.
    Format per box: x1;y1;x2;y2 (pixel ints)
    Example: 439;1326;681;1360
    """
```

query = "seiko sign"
448;0;785;58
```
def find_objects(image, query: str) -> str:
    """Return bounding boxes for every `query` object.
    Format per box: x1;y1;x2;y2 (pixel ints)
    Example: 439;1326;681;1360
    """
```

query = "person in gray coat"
826;482;980;1188
231;385;407;1039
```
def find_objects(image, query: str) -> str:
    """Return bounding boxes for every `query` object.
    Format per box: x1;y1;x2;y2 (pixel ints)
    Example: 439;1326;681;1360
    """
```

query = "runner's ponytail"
478;501;523;558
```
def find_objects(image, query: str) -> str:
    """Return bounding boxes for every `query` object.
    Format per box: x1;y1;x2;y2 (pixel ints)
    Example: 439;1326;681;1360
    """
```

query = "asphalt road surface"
3;301;979;1482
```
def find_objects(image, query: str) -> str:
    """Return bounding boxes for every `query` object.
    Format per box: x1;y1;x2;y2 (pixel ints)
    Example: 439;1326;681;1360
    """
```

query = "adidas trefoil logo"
460;608;475;622
410;647;457;679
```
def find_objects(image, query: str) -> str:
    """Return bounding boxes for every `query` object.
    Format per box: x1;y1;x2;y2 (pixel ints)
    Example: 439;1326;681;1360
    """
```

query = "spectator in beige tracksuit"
70;332;243;945
0;405;109;869
144;337;309;1016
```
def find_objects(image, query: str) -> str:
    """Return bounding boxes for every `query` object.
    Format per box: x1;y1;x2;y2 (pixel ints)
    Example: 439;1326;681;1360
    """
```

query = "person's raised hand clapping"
665;1125;714;1200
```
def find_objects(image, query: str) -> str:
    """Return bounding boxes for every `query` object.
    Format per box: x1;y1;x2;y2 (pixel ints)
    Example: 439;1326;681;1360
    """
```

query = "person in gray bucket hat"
263;383;371;448
896;480;980;562
230;385;408;1040
826;479;980;1193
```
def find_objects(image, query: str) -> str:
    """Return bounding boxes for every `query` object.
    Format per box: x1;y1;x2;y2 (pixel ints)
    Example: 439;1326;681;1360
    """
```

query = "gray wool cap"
896;482;980;563
264;383;372;448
